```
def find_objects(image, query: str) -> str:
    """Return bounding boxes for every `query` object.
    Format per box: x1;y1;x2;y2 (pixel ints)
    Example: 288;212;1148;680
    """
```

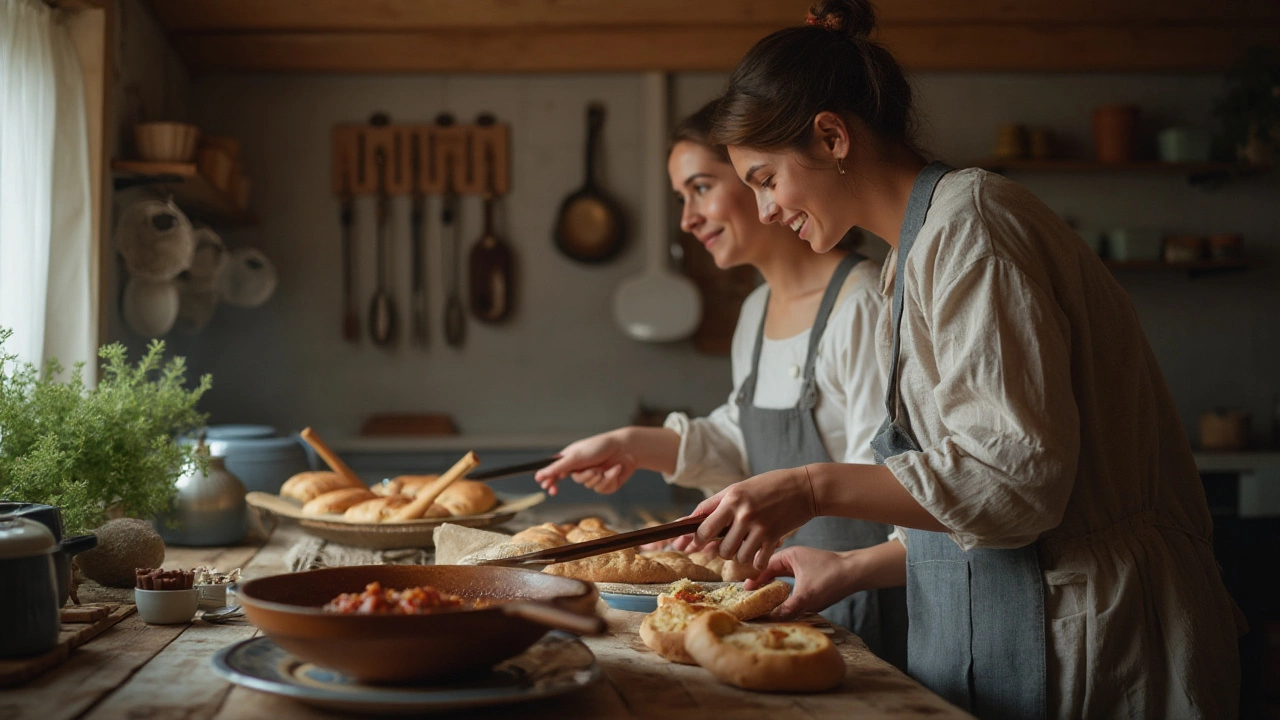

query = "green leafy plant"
1214;46;1280;161
0;328;212;534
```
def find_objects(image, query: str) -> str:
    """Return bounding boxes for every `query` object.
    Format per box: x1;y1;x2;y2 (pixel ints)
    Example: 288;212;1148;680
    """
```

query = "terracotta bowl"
237;564;602;684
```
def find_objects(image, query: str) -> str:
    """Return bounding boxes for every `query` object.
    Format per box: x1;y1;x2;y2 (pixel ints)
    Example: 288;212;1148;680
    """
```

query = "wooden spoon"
390;451;480;521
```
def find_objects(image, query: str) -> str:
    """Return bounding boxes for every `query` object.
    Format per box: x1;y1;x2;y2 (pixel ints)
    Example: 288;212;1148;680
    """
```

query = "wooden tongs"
475;515;719;568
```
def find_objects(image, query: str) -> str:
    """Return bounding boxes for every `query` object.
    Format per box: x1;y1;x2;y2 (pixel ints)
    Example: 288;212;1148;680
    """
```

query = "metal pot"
0;502;98;607
154;454;249;546
0;517;61;658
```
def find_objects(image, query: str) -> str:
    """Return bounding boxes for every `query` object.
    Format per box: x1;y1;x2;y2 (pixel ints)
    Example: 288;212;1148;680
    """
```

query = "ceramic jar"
204;425;312;494
1093;104;1141;163
0;517;60;658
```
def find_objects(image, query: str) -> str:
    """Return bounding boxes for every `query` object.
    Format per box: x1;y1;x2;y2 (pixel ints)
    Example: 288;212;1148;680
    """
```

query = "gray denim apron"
871;161;1047;720
738;251;909;671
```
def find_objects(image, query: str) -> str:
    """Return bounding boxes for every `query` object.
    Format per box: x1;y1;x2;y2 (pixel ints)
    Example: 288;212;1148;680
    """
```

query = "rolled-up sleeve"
886;255;1080;550
663;402;750;496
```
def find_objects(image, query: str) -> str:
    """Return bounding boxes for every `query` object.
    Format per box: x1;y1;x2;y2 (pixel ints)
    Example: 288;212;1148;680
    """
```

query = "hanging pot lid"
0;517;56;560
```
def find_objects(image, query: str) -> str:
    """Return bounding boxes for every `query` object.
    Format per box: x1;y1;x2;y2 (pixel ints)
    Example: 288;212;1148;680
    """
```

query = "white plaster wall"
112;68;1279;447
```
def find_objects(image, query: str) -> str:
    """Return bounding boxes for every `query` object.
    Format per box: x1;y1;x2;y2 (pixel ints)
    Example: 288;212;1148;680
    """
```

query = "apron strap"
798;252;865;408
738;251;865;408
880;161;954;425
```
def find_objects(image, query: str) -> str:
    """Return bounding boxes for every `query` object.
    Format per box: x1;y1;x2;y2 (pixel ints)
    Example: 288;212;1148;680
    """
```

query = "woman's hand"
533;430;636;496
746;540;907;620
671;466;817;570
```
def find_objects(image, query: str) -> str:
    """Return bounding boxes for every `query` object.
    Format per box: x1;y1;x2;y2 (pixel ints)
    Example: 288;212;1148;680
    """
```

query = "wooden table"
1;523;972;720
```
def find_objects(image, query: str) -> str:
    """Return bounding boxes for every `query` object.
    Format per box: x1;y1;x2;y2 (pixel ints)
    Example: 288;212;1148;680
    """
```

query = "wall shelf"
974;158;1271;187
1103;257;1254;277
111;160;254;226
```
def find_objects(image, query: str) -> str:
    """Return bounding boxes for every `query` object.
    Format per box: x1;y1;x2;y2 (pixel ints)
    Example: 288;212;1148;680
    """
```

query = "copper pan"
238;564;604;684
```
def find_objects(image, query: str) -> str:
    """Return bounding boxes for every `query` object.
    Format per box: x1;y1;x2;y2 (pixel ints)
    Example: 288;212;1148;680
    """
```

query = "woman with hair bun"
675;1;1244;717
535;99;907;667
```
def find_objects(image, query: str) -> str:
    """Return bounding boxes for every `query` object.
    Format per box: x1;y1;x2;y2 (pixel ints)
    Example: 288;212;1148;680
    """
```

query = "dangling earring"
836;157;846;175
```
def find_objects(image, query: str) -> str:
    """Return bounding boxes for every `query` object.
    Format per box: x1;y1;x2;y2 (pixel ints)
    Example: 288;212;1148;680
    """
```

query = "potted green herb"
0;328;212;534
1214;46;1280;166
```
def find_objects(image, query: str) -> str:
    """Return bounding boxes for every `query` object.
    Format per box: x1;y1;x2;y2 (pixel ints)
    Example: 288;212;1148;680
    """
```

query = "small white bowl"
134;588;199;625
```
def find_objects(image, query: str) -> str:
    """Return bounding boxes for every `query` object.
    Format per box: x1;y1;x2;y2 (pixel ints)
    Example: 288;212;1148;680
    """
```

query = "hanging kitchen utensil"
469;113;515;323
122;275;180;337
410;132;429;346
613;73;701;342
369;144;397;346
115;198;195;281
439;113;467;348
220;248;277;308
554;103;625;264
340;157;359;343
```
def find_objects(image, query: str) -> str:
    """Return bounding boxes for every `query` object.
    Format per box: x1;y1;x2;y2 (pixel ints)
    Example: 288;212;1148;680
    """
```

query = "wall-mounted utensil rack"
331;120;510;197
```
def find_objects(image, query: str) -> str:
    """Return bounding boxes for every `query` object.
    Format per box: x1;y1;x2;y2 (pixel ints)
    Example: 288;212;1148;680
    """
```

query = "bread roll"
302;488;378;516
657;579;791;621
281;471;362;503
566;517;616;543
639;600;714;664
684;610;845;692
510;523;569;550
382;474;440;497
342;496;412;522
433;480;497;516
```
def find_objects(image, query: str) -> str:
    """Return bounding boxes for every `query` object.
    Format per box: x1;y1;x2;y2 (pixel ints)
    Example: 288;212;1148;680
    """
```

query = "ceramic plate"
211;631;600;715
596;581;737;613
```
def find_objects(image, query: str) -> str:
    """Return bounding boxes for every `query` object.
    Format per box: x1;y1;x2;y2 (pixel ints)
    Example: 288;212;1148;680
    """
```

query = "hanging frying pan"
469;113;514;323
554;103;625;264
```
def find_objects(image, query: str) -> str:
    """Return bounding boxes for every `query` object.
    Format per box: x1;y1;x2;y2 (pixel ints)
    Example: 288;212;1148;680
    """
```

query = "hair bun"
806;0;876;39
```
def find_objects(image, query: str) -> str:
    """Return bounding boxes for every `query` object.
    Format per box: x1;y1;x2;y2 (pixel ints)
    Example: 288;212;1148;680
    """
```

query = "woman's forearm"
617;426;682;475
839;539;908;590
807;462;948;532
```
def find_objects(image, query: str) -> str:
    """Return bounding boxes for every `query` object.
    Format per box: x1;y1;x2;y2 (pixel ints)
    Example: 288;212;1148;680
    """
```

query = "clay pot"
1092;105;1141;163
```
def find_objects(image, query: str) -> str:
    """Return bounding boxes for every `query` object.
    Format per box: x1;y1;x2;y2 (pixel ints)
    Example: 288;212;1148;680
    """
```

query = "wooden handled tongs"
475;516;720;568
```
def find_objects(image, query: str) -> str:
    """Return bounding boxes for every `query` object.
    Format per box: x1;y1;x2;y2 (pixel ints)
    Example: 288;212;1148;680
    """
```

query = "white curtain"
0;0;94;371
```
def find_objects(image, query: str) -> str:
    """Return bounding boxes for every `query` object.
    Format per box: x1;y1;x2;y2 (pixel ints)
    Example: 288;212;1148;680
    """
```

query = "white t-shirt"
663;259;886;494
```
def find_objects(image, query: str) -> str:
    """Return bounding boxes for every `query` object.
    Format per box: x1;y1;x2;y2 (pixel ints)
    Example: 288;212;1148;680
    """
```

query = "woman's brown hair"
710;0;915;153
670;99;731;164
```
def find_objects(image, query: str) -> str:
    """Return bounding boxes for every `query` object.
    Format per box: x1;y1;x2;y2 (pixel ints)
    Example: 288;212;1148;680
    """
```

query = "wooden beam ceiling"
143;0;1280;73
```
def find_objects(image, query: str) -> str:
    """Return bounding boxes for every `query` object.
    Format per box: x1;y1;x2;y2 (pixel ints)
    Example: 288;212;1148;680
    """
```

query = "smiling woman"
533;96;908;669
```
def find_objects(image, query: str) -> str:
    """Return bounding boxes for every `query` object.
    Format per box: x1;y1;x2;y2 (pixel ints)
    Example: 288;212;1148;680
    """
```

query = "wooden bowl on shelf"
135;122;200;163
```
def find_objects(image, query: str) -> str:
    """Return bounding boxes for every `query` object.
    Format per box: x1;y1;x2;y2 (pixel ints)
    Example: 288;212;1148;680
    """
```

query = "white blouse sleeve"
885;255;1081;551
833;281;888;466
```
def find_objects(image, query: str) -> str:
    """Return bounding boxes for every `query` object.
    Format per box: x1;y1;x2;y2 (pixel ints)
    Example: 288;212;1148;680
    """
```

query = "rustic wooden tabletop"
1;518;971;720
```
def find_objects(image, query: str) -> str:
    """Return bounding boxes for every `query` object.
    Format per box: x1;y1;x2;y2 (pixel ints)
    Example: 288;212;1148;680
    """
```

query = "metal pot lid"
0;517;56;559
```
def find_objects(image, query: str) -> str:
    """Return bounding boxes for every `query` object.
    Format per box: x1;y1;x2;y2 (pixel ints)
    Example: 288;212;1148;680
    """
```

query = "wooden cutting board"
0;603;136;687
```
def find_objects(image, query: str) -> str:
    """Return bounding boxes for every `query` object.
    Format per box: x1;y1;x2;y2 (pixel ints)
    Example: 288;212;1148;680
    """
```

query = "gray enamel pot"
0;517;60;658
0;502;97;607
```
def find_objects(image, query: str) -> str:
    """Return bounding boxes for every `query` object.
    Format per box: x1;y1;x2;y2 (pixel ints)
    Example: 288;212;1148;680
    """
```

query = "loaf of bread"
342;495;412;522
302;487;378;516
641;551;722;583
683;611;845;692
281;471;363;503
543;547;680;584
658;579;791;621
433;480;498;517
639;599;714;664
